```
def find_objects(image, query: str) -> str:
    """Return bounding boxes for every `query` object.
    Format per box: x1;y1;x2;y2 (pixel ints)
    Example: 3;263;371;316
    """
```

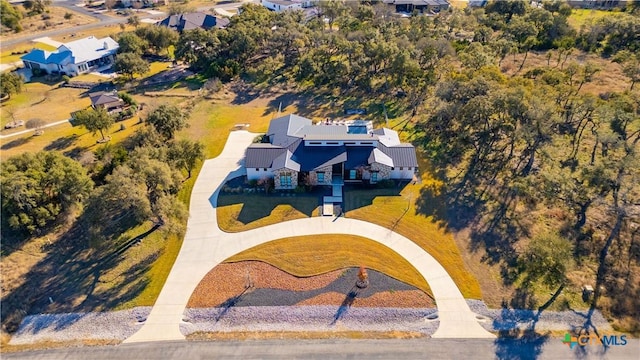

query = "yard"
217;192;321;232
225;235;432;296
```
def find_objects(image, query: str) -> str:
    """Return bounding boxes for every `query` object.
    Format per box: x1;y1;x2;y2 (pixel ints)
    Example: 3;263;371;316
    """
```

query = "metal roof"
377;144;418;167
158;12;227;31
245;144;287;168
272;150;301;171
22;36;118;66
368;148;394;168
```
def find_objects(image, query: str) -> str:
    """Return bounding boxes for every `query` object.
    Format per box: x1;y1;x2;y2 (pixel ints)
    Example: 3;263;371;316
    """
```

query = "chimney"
104;41;109;50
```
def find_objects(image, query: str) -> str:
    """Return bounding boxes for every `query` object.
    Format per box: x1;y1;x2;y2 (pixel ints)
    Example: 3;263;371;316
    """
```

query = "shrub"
61;75;70;83
64;12;73;20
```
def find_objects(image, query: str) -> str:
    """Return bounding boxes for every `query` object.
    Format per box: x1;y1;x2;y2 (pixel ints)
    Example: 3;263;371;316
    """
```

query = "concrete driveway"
124;131;494;343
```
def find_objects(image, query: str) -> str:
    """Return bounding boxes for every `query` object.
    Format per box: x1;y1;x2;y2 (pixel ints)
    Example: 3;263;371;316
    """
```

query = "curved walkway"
124;131;494;343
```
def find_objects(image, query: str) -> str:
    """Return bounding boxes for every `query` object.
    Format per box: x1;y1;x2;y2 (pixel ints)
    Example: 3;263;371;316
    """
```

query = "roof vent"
104;41;109;50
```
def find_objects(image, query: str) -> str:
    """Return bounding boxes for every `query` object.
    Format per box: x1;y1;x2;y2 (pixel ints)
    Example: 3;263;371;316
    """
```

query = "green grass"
226;234;432;296
217;193;320;232
567;8;622;30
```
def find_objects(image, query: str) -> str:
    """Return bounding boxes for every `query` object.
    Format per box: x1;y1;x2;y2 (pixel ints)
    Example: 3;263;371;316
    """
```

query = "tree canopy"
1;151;93;234
74;107;114;141
145;104;188;140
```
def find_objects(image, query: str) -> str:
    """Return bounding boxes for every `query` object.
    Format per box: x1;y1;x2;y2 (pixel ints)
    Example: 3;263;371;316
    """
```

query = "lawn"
567;8;623;30
0;116;145;159
0;6;97;43
226;234;432;297
217;193;320;232
1;83;90;128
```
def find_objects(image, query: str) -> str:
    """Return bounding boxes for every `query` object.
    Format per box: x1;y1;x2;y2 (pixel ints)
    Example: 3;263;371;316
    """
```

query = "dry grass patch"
0;339;120;353
500;51;630;94
0;116;145;159
0;6;97;42
226;235;432;296
50;24;134;44
188;330;426;340
567;8;623;30
1;83;91;126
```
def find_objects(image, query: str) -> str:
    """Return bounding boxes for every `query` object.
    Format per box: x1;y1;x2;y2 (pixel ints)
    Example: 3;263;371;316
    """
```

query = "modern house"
245;114;418;194
260;0;315;12
158;12;229;32
21;36;119;77
89;91;124;113
383;0;450;14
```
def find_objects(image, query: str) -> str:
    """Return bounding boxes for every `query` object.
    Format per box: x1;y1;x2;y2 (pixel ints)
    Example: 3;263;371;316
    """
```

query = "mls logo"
562;333;578;349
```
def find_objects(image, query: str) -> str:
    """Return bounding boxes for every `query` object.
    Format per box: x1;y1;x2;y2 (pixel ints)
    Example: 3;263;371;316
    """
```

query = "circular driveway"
124;131;494;343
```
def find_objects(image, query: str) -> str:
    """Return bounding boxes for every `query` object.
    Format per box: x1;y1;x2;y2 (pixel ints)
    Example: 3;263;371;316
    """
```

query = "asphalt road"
3;338;639;360
1;0;256;49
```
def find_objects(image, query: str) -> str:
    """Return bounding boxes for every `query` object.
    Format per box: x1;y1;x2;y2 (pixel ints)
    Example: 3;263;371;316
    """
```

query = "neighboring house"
245;114;418;191
260;0;315;12
89;91;124;113
21;36;119;77
383;0;450;14
158;12;230;32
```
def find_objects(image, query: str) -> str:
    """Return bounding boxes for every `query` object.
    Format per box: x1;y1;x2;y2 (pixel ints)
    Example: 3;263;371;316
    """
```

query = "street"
3;338;639;360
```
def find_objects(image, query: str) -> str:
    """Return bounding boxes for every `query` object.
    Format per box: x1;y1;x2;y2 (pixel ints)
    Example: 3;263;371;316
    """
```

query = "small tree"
127;15;140;28
114;52;149;79
74;107;114;142
26;118;46;135
168;139;205;178
146;104;188;140
0;72;23;99
518;232;574;313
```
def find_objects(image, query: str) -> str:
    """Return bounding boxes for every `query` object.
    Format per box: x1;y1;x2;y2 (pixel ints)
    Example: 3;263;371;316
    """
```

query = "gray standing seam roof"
377;144;419;167
245;145;287;168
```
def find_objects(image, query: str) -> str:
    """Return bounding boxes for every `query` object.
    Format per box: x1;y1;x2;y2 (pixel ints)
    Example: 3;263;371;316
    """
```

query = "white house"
245;114;419;191
260;0;315;12
21;36;119;77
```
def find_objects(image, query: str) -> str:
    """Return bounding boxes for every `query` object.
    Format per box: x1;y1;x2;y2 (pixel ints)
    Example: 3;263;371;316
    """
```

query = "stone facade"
309;165;333;186
368;162;392;183
274;168;298;189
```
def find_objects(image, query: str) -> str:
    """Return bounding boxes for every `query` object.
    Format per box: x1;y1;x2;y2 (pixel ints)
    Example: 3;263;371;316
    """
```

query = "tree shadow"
0;136;32;150
43;134;79;151
331;287;360;325
0;218;161;335
493;301;550;360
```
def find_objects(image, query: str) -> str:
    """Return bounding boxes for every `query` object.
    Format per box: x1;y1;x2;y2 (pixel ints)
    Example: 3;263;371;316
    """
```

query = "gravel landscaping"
8;307;151;345
180;306;440;336
8;302;615;345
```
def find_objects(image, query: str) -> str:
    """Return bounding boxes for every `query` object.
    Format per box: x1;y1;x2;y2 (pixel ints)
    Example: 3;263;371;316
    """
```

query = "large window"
281;172;292;187
349;170;357;179
317;172;325;183
371;171;378;183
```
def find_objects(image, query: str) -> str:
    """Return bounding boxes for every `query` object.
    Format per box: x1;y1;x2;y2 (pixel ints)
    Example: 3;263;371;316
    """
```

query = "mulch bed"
187;261;434;308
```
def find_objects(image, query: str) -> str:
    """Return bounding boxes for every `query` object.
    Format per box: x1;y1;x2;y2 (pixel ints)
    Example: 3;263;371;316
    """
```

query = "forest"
2;0;638;335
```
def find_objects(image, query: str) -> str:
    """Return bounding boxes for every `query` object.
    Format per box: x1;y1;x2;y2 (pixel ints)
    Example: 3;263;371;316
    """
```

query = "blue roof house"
21;36;119;77
245;114;418;192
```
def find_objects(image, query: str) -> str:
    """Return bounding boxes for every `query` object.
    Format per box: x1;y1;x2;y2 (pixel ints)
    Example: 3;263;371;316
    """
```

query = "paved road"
124;130;493;343
4;338;639;360
0;119;70;139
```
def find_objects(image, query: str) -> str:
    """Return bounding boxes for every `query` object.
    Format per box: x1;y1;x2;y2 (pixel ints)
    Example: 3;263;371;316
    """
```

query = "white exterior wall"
247;168;274;181
304;140;377;147
261;0;302;12
390;167;415;179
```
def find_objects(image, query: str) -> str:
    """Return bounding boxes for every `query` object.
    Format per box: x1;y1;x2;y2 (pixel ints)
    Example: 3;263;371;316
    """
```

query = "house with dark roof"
21;36;119;77
89;91;124;113
245;114;418;193
382;0;450;14
158;12;229;32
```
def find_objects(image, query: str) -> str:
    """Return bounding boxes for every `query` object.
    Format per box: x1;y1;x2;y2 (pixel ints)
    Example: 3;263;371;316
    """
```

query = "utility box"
582;285;594;302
